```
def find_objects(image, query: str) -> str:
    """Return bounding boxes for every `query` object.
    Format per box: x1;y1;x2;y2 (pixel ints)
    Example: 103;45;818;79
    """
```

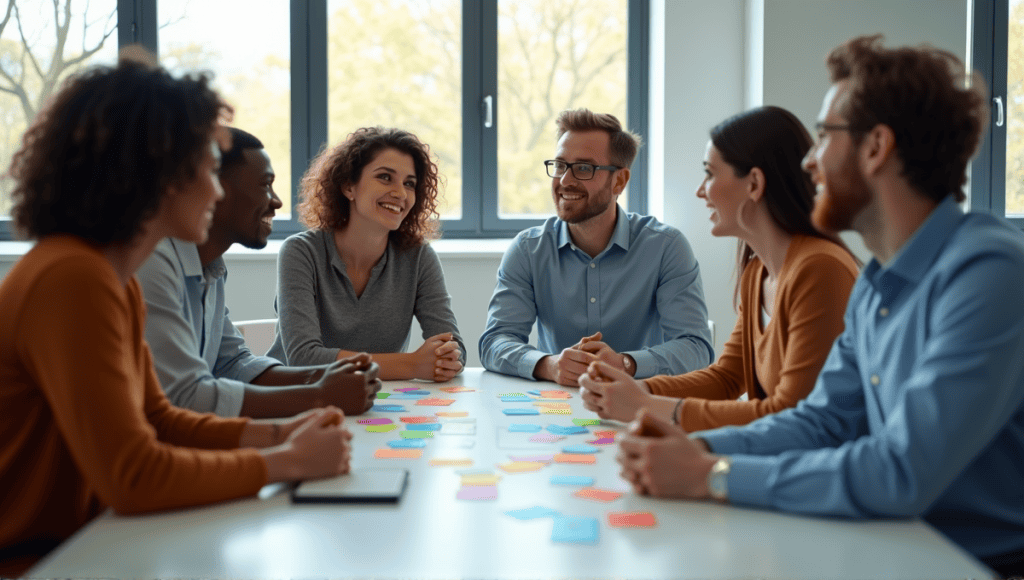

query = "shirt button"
879;307;889;317
870;374;880;386
590;263;596;268
590;297;596;303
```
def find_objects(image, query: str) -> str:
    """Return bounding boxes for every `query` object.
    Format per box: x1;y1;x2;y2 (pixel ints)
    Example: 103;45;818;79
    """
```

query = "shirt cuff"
626;350;657;379
212;379;247;417
233;356;281;384
695;426;747;454
518;349;548;381
724;454;775;508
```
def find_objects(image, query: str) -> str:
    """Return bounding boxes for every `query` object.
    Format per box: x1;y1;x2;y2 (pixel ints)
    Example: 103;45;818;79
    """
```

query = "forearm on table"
251;365;322;387
334;349;412;380
239;384;322;419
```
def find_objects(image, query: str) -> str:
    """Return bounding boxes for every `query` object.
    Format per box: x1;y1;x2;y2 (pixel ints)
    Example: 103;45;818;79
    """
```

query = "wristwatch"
622;354;635;376
706;457;732;502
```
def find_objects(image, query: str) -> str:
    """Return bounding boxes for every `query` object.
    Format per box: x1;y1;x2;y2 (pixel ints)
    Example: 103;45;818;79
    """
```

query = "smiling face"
164;139;224;244
550;130;622;224
696;141;752;238
212;148;281;249
346;147;417;232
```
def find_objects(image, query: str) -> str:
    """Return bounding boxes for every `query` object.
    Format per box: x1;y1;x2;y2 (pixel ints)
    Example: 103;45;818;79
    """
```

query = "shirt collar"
171;238;226;283
882;195;963;284
556;205;631;254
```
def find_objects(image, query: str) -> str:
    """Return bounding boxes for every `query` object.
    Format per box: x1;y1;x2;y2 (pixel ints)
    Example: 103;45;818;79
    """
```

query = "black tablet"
291;468;409;504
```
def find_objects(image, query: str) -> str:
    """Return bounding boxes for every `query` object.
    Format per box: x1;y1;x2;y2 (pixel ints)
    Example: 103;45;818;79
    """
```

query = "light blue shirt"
701;197;1024;560
137;239;280;416
479;206;713;380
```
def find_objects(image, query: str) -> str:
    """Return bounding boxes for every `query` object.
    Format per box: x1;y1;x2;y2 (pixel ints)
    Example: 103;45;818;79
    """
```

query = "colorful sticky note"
527;390;542;396
457;485;497;500
541;408;573;415
394;387;421;392
607;511;658;528
529;434;565;443
551;516;599;545
550;475;595;486
509;453;555;463
403;389;432;395
435;411;469;417
573;487;623;502
357;418;393;425
375;392;391;399
388;439;427;449
400;430;433;439
563;444;599;454
509;424;543;433
588;437;616;445
429;458;474;467
406;423;442;431
593;430;617;439
505;506;560;520
497;461;546;473
400;416;437;424
440;386;474;393
547;425;589;435
417;398;456;406
503;408;540;416
573;418;601;426
501;395;532;403
372;404;407;412
553;453;596;464
498;392;527;397
365;424;399;433
534;402;571;409
540;390;572;399
374;448;423;459
461;474;502;486
388;393;427;400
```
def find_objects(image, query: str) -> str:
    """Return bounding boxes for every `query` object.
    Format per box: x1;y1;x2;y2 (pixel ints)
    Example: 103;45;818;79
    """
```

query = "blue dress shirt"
700;197;1024;560
479;206;713;380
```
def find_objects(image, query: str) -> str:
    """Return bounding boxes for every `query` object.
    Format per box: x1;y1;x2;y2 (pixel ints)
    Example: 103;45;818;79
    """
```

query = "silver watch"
707;457;731;501
622;354;634;375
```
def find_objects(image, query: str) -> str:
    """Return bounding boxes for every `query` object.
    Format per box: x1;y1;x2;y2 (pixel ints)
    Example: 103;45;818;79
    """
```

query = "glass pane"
1008;0;1024;217
497;0;628;219
0;0;118;220
327;0;462;220
159;0;292;219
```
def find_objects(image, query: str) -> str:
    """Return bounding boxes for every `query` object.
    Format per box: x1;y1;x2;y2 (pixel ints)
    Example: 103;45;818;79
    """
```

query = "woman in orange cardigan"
579;106;858;432
0;51;373;577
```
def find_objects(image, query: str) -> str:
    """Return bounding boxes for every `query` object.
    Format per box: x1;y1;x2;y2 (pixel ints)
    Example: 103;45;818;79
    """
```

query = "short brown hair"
826;35;987;203
555;109;642;169
297;127;441;249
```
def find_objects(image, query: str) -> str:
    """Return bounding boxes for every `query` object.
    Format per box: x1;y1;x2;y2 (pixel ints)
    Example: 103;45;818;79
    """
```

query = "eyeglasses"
544;160;620;181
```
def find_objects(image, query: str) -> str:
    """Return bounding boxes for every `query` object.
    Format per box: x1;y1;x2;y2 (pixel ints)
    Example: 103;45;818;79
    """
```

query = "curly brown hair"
8;48;229;243
297;127;441;249
826;35;988;203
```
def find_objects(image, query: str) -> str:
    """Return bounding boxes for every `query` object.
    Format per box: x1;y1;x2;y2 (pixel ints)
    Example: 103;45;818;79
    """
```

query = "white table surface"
30;368;992;579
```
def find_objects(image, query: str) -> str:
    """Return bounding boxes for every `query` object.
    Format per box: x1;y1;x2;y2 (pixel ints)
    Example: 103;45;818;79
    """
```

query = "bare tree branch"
0;0;15;38
14;3;45;81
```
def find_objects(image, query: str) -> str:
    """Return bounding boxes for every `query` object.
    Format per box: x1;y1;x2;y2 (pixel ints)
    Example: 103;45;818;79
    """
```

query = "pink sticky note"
395;387;421;392
357;418;393;425
400;416;437;424
588;437;616;445
417;398;456;406
574;487;622;502
529;434;565;443
457;485;497;500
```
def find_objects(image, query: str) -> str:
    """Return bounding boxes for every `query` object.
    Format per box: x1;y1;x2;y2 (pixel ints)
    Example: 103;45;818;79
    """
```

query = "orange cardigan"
645;235;858;432
0;236;267;575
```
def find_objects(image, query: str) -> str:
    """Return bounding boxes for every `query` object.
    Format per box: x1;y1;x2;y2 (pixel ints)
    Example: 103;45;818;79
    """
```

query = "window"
0;0;648;240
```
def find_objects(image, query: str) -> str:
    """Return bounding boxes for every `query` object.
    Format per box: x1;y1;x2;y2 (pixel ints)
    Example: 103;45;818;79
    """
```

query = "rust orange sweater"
0;236;267;575
645;235;858;432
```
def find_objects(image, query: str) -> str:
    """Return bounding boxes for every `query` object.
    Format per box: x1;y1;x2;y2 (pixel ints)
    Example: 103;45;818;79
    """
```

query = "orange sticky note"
429;458;474;467
539;390;572;399
375;448;423;459
573;487;623;502
608;511;657;527
593;430;617;439
497;461;546;473
417;398;456;406
440;386;475;393
400;416;437;423
553;453;597;464
435;411;469;418
534;401;571;409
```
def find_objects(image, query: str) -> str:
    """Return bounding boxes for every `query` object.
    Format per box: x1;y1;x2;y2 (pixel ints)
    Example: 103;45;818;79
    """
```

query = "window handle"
994;96;1004;128
483;95;493;129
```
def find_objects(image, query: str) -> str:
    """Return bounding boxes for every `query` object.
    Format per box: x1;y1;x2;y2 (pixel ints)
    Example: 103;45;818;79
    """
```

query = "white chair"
708;319;716;346
233;318;278;357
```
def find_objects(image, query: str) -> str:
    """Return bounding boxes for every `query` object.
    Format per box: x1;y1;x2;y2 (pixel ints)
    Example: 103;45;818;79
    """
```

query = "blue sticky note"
501;395;532;403
505;506;561;520
372;404;407;412
527;390;542;396
551;516;599;545
563;444;599;454
387;438;427;449
404;389;432;396
388;393;427;400
550;475;595;486
547;425;589;435
503;408;540;416
406;423;442;431
509;424;543;433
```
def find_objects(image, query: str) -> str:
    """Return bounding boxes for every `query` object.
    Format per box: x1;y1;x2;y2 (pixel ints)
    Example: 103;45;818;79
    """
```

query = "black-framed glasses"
544;160;621;181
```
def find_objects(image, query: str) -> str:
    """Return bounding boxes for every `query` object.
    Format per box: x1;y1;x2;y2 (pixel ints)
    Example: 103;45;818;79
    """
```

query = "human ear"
614;168;631;195
747;167;766;203
861;124;896;176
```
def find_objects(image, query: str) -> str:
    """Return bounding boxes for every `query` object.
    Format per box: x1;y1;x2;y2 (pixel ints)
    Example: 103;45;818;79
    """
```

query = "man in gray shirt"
138;128;381;418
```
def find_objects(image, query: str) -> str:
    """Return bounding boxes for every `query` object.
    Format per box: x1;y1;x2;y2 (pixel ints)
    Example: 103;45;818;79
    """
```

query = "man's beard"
556;180;615;225
812;154;872;233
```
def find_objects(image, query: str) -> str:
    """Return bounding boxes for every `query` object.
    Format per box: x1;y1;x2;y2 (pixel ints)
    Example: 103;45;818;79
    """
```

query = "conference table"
29;368;992;579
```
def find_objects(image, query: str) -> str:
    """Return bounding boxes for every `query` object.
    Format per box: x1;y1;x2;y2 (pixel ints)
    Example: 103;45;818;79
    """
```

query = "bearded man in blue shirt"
604;36;1024;576
480;109;713;386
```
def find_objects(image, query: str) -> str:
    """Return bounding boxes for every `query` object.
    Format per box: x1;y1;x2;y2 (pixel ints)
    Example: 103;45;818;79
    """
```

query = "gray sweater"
267;229;465;366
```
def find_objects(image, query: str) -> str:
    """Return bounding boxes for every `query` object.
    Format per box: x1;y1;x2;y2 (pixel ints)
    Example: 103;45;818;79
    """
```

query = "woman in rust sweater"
579;106;859;432
0;52;361;577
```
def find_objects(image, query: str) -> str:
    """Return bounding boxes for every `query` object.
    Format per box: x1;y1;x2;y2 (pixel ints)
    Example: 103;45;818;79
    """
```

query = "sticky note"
388;393;427;400
547;425;589;435
417;398;456;406
551;516;599;545
406;423;442;431
400;430;433;439
403;389;432;395
550;475;594;486
429;458;474;467
503;408;540;416
540;390;572;399
372;404;406;412
498;392;527;398
387;439;427;449
527;390;542;396
374;448;423;459
357;418;393;425
594;430;617;439
553;453;596;464
400;416;437;424
573;487;623;502
509;424;543;433
461;474;502;486
607;511;657;528
501;395;532;403
497;461;546;473
573;418;601;426
588;437;616;445
563;444;599;454
394;387;420;392
435;411;469;417
541;408;573;415
529;434;565;443
457;485;497;500
534;402;571;409
505;506;560;520
375;392;391;399
456;468;493;476
508;454;555;463
365;424;399;433
440;386;474;393
440;423;475;435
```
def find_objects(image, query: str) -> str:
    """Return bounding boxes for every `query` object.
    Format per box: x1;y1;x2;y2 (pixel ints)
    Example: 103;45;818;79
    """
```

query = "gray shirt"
267;229;465;366
137;238;280;416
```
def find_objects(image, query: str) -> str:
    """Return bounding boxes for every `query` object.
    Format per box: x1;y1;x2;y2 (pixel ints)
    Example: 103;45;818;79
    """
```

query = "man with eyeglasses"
479;108;713;386
614;36;1024;577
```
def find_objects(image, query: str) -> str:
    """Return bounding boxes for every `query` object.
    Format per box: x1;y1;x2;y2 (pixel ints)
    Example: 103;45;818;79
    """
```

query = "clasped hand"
318;352;382;414
411;332;463;382
544;331;628;387
616;410;718;499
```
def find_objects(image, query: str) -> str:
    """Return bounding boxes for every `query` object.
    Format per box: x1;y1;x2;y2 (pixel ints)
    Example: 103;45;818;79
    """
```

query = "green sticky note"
401;430;434;439
366;424;399;433
573;418;601;426
376;392;391;399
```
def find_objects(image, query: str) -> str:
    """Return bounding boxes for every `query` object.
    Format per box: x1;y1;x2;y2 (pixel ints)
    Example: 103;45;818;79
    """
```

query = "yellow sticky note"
461;474;502;486
497;461;546;473
429;458;474;467
542;408;573;415
435;411;469;418
534;401;572;409
375;448;423;459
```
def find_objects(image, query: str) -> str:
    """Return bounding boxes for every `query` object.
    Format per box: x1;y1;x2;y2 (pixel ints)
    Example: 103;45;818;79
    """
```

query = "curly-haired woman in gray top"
268;127;465;382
